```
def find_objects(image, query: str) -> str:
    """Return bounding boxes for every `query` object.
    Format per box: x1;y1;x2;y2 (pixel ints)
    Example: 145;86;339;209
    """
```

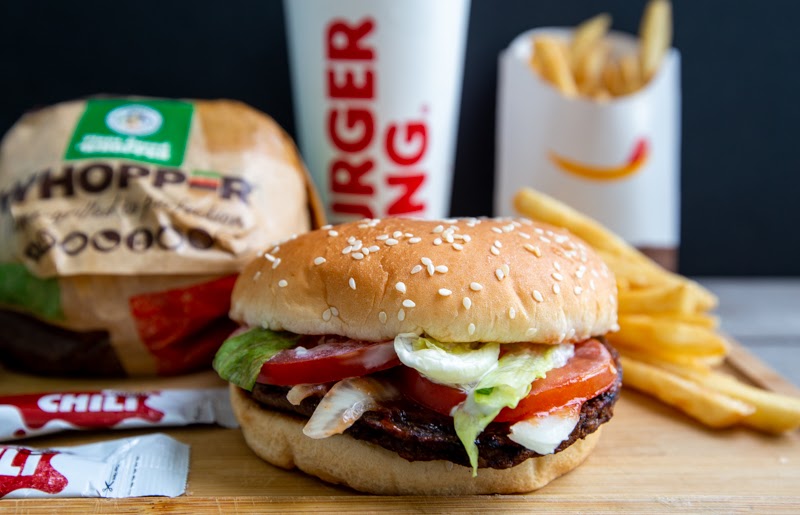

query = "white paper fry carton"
284;0;470;222
495;28;681;254
0;433;189;498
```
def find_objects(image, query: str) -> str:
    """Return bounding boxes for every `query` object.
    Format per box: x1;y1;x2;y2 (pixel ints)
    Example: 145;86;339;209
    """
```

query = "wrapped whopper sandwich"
0;98;324;376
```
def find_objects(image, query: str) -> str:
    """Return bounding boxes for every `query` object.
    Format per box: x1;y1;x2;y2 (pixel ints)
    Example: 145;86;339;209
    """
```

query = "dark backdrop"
1;1;797;276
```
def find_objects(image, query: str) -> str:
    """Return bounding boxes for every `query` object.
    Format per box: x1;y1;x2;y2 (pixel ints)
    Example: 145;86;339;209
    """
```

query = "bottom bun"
230;384;602;495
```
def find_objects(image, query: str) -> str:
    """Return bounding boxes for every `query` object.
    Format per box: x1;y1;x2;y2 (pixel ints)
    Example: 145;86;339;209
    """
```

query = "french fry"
533;37;578;97
619;53;643;94
649;363;800;434
620;348;716;374
620;356;755;428
639;0;672;81
575;43;609;96
611;314;729;358
618;283;705;314
570;13;612;72
601;58;626;97
655;311;720;329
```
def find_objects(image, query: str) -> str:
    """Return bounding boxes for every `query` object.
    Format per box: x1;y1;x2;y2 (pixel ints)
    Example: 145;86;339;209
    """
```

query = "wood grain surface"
2;342;799;514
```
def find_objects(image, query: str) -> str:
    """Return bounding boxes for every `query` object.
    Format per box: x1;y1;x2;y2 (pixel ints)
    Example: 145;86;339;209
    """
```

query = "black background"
1;1;798;276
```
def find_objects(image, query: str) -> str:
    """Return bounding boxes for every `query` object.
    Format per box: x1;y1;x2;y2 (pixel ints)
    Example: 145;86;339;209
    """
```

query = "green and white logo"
65;99;194;167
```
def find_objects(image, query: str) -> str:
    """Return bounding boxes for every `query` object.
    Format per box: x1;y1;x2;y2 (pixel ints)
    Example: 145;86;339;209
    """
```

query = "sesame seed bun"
230;383;603;495
231;217;617;344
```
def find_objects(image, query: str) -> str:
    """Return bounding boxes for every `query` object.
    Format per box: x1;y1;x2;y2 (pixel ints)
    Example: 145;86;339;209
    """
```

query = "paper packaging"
284;0;470;222
495;28;680;257
0;388;238;442
0;434;189;499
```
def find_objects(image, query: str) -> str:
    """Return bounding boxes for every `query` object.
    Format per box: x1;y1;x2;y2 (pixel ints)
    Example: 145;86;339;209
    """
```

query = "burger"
213;217;621;494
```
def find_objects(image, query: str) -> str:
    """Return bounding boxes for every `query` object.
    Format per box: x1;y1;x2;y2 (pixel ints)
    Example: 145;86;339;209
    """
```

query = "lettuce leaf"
212;327;300;390
393;333;499;386
453;343;574;475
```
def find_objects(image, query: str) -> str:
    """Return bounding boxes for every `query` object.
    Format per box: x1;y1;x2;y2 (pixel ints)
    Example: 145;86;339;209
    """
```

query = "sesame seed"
376;234;389;241
490;246;500;256
574;286;583;295
494;240;503;248
411;265;423;274
492;227;503;234
433;225;444;233
342;245;353;254
434;238;443;245
321;224;332;230
463;297;472;309
264;253;276;262
533;290;544;302
278;279;288;288
272;258;281;269
349;278;356;290
322;308;332;321
555;234;569;244
576;266;586;279
368;245;380;253
393;231;403;238
435;265;449;274
347;236;356;244
405;233;414;238
468;323;476;335
386;238;399;246
553;283;561;294
421;257;432;265
270;246;280;254
253;271;261;281
362;247;370;255
379;311;387;324
523;244;542;257
463;235;472;242
553;261;561;271
398;308;406;321
534;228;544;234
495;268;505;281
330;307;339;316
403;299;416;308
352;252;365;260
453;243;464;251
438;288;452;296
396;282;407;293
328;230;339;237
261;321;269;329
409;237;422;244
526;328;537;337
427;264;435;276
519;232;531;239
552;272;564;281
470;282;483;291
590;279;596;290
501;264;510;277
509;307;516;319
314;257;326;265
539;236;551;243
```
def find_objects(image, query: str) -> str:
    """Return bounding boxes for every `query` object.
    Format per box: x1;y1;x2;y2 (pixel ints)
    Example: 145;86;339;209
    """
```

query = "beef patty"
250;340;621;470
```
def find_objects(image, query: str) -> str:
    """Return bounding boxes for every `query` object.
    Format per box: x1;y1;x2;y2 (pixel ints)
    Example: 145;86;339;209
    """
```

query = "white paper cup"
495;28;680;257
284;0;470;223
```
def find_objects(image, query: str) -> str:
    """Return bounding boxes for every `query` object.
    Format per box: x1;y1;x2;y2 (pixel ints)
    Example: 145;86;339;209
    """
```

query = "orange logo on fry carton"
549;138;649;181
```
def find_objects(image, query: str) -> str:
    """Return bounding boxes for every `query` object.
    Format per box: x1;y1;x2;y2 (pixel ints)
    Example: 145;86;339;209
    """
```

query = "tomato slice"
396;339;618;422
256;336;401;386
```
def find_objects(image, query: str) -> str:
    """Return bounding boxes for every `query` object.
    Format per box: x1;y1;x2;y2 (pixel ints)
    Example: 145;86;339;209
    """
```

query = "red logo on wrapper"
0;448;68;498
3;392;164;436
129;274;238;375
325;18;429;219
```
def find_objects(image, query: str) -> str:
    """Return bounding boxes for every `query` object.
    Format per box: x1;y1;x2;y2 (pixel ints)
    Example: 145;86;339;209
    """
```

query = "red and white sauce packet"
0;388;237;441
0;433;189;498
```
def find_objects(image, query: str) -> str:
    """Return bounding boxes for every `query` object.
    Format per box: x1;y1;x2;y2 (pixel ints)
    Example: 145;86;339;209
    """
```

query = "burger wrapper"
0;98;325;376
494;28;680;251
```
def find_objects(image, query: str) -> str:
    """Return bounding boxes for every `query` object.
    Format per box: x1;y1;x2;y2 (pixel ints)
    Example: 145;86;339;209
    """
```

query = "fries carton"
495;28;680;264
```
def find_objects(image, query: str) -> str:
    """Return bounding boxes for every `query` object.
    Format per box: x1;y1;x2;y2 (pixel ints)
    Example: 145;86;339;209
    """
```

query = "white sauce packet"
0;433;189;498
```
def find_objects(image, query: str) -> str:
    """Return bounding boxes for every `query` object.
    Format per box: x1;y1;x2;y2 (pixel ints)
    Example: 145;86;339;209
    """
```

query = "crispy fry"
649;363;800;434
618;283;705;314
570;13;612;71
533;37;578;97
620;357;755;428
575;43;609;96
619;53;643;94
601;58;625;97
639;0;672;81
619;348;716;373
611;314;729;358
654;311;720;329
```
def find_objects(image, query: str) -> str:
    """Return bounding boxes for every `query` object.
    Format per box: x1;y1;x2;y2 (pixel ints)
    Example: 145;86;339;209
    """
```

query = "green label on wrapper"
0;263;63;320
64;99;194;167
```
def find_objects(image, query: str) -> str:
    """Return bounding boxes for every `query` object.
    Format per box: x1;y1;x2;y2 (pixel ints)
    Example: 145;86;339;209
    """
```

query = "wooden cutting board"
2;342;799;514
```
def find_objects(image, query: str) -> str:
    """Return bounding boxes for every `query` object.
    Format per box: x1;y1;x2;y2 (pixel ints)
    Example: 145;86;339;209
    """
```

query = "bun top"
232;218;617;344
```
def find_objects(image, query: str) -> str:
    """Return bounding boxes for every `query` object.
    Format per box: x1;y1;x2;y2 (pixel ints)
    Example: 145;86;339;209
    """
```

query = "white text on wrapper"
326;18;429;219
